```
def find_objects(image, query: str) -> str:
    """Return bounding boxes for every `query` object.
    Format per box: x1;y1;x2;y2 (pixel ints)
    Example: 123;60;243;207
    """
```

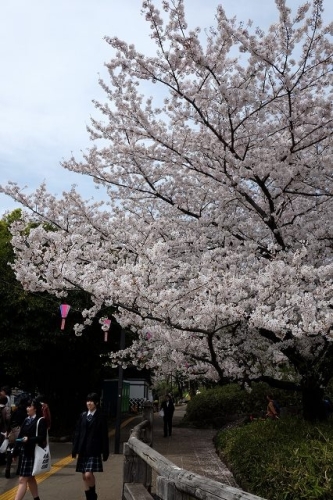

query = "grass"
215;416;333;500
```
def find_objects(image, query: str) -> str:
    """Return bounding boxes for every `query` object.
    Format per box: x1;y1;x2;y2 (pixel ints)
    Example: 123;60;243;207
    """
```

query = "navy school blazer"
13;416;47;458
72;408;109;461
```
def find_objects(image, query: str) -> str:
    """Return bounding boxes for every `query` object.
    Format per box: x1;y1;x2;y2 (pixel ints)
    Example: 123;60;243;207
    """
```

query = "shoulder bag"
32;417;51;476
0;437;9;453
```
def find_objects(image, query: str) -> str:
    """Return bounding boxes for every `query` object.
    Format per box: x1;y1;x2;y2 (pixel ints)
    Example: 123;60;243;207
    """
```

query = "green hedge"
184;383;300;428
215;417;333;500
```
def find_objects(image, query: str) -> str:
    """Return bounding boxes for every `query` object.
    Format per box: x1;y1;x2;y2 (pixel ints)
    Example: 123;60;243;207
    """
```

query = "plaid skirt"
76;455;103;473
17;453;34;477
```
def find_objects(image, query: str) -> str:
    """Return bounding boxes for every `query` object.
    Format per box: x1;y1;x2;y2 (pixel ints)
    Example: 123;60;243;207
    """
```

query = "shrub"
184;384;248;427
184;383;300;428
215;417;333;500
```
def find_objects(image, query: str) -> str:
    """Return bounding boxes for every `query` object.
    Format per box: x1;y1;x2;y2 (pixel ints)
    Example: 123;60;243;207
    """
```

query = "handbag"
32;418;51;476
8;426;20;445
159;409;164;417
0;437;9;453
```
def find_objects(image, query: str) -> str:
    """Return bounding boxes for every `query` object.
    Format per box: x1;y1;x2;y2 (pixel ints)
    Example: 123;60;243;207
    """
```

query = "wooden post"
123;483;154;500
142;401;154;446
123;442;152;495
157;476;192;500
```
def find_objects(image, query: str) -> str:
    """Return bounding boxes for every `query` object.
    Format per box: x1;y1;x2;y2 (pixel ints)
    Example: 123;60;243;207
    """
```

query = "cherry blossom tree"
2;0;333;419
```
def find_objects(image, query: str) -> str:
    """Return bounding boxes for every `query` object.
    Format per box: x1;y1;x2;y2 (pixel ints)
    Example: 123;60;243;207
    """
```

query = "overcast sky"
1;0;333;215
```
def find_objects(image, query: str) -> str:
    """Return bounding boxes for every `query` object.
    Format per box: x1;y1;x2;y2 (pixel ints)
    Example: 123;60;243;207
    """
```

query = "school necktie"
87;414;93;422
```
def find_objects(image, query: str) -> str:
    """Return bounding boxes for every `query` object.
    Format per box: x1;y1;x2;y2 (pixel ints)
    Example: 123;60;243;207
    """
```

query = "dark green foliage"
0;211;125;435
185;385;247;428
184;383;300;428
215;417;333;500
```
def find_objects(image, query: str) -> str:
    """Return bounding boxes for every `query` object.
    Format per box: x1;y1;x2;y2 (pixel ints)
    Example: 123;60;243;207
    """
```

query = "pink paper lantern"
101;318;111;341
59;304;71;330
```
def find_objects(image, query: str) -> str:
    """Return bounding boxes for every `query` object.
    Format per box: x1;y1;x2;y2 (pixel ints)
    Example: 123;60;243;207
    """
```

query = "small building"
127;378;152;410
127;378;150;399
102;377;152;416
101;379;130;417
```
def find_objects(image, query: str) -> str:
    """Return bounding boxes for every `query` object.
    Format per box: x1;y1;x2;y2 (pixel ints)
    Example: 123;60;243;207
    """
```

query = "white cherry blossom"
1;0;333;419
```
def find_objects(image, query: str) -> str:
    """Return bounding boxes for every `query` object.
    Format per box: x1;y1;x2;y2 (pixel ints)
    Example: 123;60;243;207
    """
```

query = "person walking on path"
72;392;109;500
160;394;175;437
11;399;47;500
0;395;11;437
4;394;30;478
0;395;11;468
0;386;12;408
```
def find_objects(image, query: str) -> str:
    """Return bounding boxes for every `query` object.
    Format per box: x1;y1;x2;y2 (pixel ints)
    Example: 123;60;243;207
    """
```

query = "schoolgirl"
12;399;47;500
72;393;109;500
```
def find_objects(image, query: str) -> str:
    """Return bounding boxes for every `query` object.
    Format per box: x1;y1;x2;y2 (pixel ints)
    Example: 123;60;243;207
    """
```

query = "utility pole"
114;327;126;454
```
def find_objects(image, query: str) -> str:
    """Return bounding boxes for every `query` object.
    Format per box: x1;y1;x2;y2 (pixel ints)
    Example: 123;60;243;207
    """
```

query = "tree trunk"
176;378;183;399
189;380;198;398
301;376;325;421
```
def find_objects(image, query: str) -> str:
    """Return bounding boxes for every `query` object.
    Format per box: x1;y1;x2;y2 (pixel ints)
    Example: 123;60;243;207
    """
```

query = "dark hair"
0;396;8;405
17;395;30;408
86;392;100;405
1;385;11;396
14;392;30;407
28;399;43;417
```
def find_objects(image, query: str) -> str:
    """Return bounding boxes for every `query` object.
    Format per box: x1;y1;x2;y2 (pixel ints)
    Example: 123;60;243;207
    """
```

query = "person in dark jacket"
12;399;47;500
0;395;11;437
160;394;175;437
5;395;30;478
0;395;11;467
0;385;12;408
72;393;109;500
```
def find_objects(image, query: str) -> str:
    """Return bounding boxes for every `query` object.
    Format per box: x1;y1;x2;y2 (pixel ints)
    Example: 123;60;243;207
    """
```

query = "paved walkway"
151;405;237;488
0;405;238;500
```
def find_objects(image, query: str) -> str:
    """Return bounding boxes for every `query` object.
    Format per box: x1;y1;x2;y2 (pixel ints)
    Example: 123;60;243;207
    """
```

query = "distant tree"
0;211;122;433
2;1;333;420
